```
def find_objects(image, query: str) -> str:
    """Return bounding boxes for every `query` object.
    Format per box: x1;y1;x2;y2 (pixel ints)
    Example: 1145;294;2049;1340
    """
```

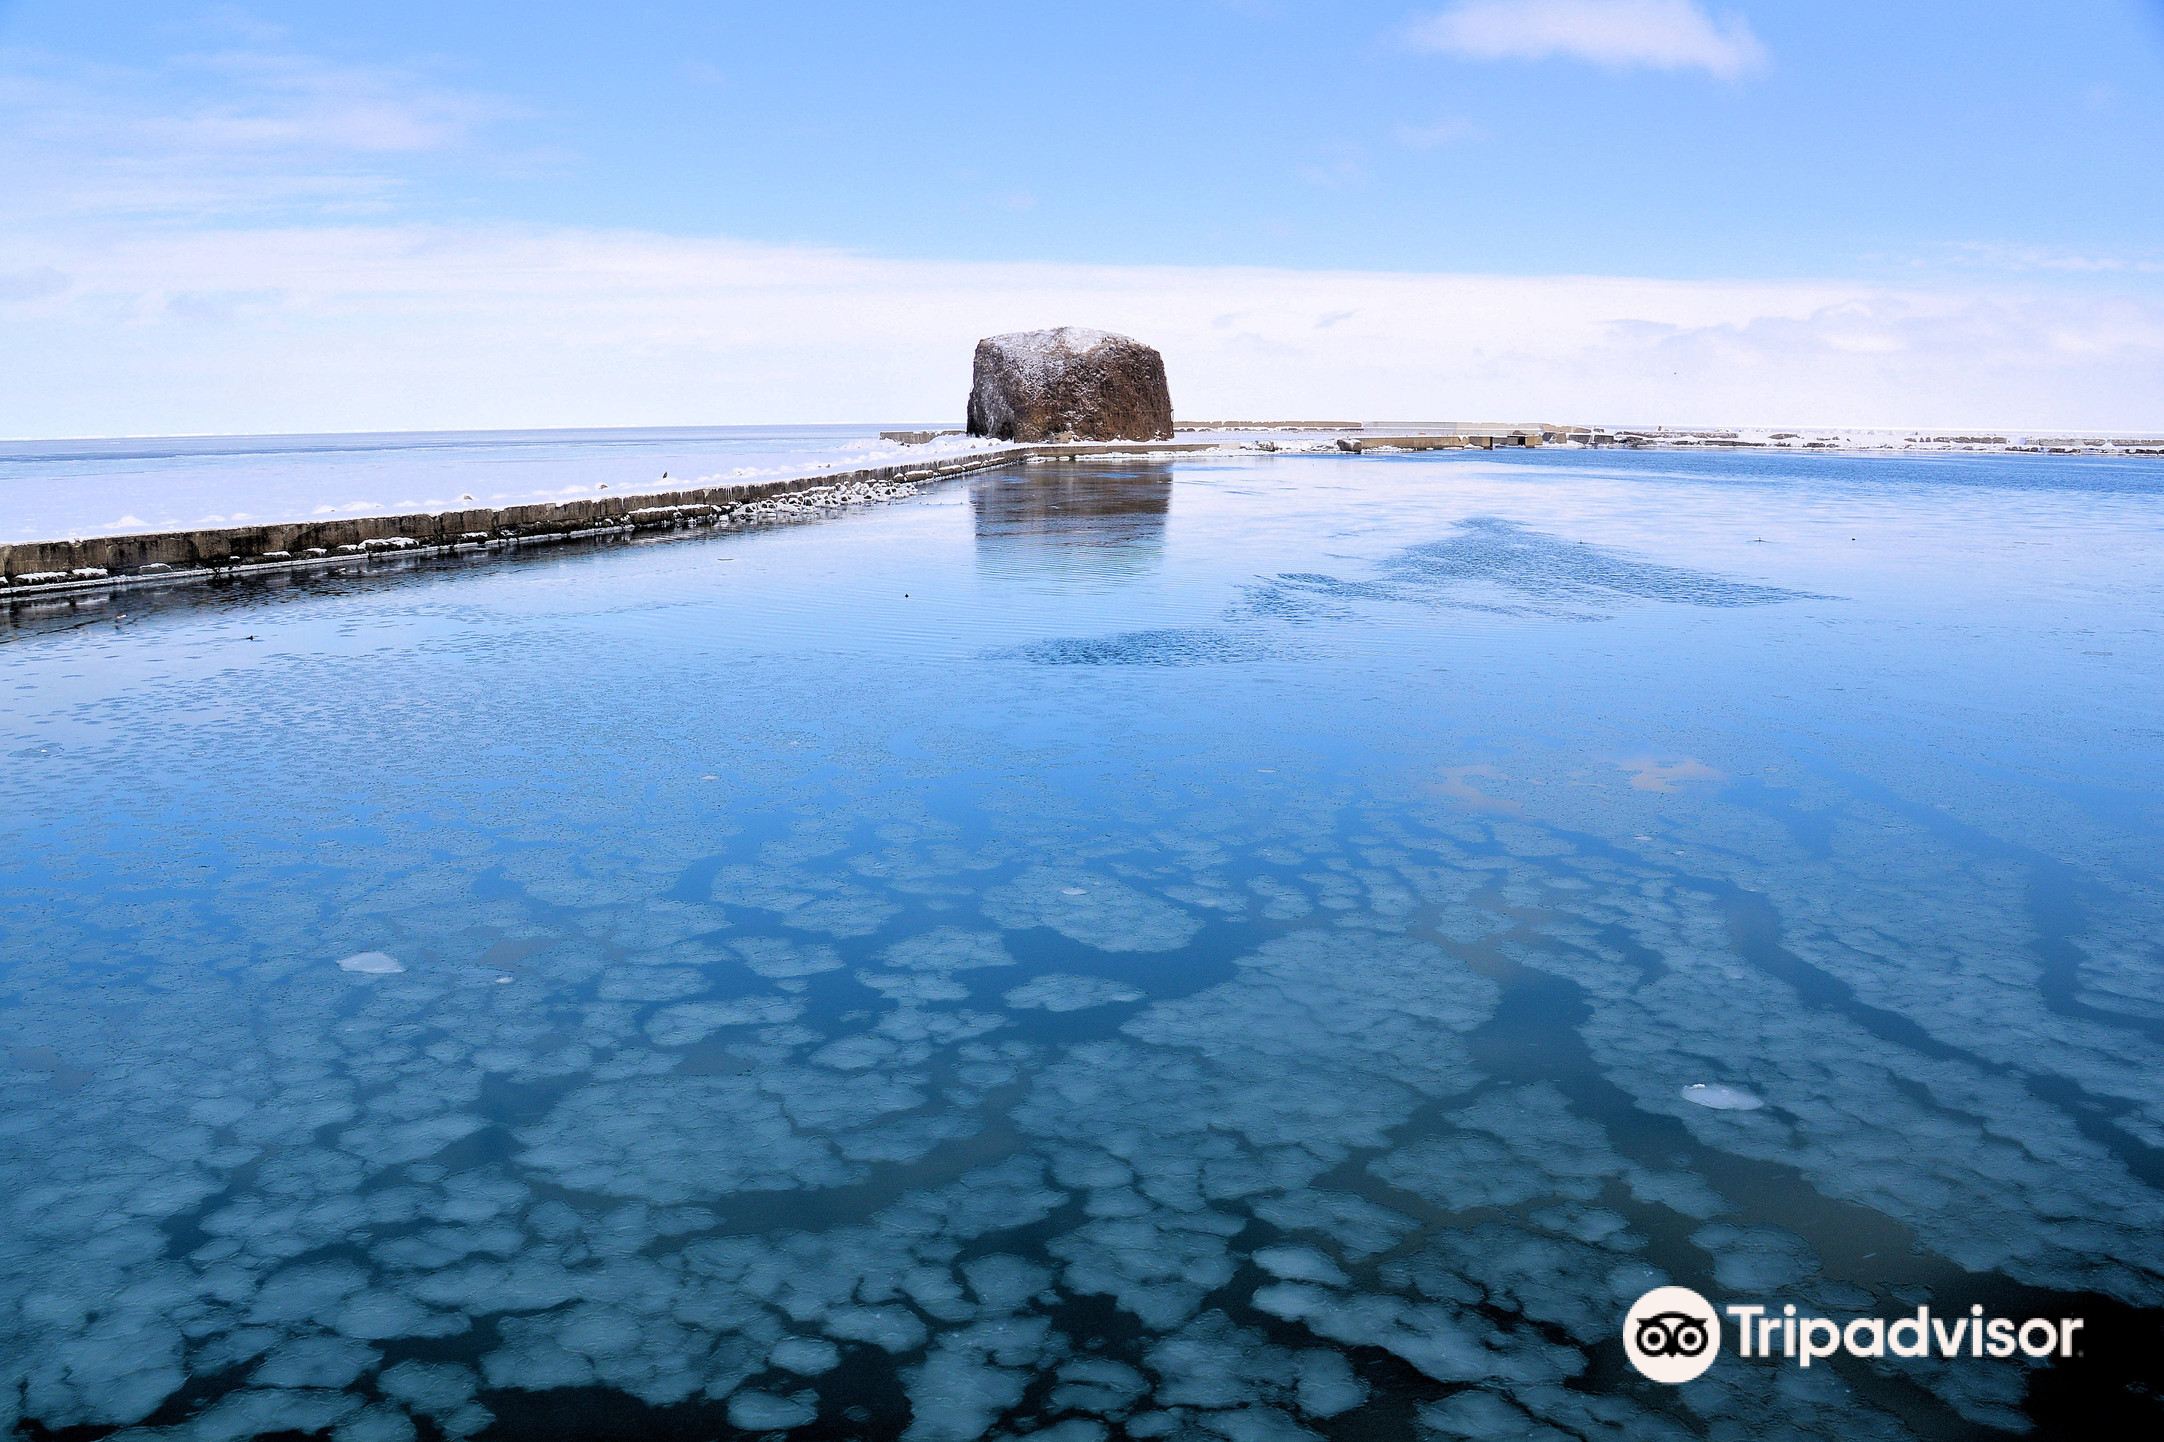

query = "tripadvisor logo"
1624;1286;1722;1383
1623;1287;2085;1384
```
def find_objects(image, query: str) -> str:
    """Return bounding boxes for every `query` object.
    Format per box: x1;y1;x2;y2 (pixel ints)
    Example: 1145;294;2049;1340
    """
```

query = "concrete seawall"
0;450;1023;604
0;439;1261;605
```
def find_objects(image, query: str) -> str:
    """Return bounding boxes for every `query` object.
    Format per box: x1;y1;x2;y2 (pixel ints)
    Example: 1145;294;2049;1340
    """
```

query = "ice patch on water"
1690;1223;1820;1293
1252;1191;1417;1259
1294;1349;1368;1418
963;1254;1054;1311
645;995;804;1046
1680;1082;1765;1111
1138;1311;1361;1431
332;1405;420;1442
727;1389;817;1429
1417;1389;1555;1439
902;1341;1029;1442
518;1075;867;1200
984;867;1201;953
881;928;1016;973
1024;1421;1111;1442
769;1335;841;1375
733;936;844;979
191;1389;366;1440
1051;1356;1148;1415
376;1360;477;1420
1003;974;1144;1012
335;952;403;974
252;1336;377;1389
824;1304;929;1354
860;968;972;1004
1252;1281;1578;1386
1252;1246;1349;1286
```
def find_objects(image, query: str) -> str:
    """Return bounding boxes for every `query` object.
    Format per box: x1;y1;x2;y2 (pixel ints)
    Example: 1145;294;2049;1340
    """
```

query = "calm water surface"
2;448;2161;1440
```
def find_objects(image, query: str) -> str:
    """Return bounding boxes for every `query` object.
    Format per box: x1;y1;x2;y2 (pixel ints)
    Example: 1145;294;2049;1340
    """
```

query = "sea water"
1;447;2160;1439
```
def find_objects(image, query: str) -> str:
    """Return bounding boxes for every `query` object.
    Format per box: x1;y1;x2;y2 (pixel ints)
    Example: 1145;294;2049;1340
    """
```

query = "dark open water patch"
991;627;1274;667
1381;518;1817;608
1249;516;1824;621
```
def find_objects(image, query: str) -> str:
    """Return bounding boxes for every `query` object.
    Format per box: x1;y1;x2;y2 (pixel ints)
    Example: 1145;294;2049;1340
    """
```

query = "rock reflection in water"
969;461;1172;583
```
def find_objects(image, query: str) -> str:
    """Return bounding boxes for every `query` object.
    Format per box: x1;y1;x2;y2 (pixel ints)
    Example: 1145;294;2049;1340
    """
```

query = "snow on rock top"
966;328;1173;443
981;327;1121;379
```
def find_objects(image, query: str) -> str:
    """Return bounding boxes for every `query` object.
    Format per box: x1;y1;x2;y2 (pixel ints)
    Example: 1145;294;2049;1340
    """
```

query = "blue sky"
2;1;2161;434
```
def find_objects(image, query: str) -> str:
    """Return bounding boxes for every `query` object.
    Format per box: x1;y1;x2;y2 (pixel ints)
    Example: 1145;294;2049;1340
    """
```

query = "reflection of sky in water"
2;448;2161;1439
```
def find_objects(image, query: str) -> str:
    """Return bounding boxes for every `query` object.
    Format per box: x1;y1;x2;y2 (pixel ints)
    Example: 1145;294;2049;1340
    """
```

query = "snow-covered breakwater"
0;439;1272;603
0;450;1023;602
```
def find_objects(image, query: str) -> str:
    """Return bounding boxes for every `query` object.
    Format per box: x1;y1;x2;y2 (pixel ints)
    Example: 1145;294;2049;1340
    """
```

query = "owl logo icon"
1624;1286;1721;1383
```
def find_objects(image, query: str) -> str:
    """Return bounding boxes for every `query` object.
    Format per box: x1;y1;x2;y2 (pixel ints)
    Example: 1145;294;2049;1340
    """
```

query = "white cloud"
1406;0;1768;79
1937;241;2164;276
0;221;2156;436
0;43;520;221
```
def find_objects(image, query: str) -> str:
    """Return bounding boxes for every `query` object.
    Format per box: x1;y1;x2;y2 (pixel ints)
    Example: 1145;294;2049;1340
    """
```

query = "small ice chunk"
441;1402;495;1438
181;1387;365;1440
962;1254;1053;1312
1418;1389;1553;1438
334;1289;454;1340
1031;1423;1109;1442
734;936;844;978
482;1320;595;1390
334;1405;419;1442
1691;1223;1820;1292
1680;1083;1764;1112
1293;1349;1367;1417
378;1360;478;1418
1003;974;1143;1012
824;1304;927;1354
770;1335;842;1375
253;1336;378;1389
1253;1246;1349;1287
901;1346;1026;1442
983;866;1201;953
1197;1405;1321;1440
1253;1190;1416;1259
728;1390;817;1430
880;928;1014;973
1050;1356;1147;1415
337;951;404;974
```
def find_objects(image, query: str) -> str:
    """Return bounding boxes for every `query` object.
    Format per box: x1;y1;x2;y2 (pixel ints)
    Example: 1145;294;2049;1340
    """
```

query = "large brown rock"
966;328;1173;442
